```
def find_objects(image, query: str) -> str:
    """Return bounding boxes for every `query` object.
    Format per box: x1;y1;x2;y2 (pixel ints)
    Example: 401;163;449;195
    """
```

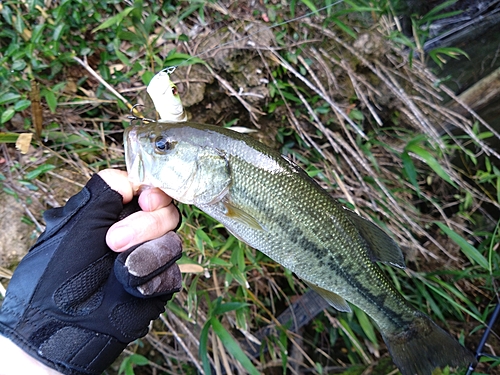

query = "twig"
21;202;44;233
0;281;6;298
160;314;205;374
324;310;372;366
72;56;134;111
204;65;264;124
311;24;443;146
341;59;383;126
268;49;368;140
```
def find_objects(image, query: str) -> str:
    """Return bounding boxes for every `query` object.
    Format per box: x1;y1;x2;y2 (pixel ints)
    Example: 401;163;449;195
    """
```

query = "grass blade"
199;320;212;375
406;143;457;188
210;317;260;375
435;222;489;269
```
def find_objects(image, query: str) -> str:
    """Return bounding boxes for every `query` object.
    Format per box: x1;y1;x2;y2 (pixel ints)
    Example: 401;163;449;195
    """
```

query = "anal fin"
304;281;352;313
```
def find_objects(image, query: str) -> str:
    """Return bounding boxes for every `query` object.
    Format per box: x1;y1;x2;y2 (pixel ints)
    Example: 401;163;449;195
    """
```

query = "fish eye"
172;85;178;96
154;136;172;153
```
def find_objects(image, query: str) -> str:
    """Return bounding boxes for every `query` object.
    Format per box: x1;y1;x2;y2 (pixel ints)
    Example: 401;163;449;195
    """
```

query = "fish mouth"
124;126;145;191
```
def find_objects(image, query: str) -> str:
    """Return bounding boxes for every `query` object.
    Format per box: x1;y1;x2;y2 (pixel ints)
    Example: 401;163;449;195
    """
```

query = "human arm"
0;333;63;375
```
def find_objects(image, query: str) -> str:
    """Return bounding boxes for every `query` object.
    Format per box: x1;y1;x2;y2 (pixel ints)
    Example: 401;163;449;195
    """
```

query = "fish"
124;70;476;375
124;121;475;375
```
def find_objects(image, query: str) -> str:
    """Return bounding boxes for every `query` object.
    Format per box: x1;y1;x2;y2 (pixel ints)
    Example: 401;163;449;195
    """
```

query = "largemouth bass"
125;70;475;374
125;122;474;375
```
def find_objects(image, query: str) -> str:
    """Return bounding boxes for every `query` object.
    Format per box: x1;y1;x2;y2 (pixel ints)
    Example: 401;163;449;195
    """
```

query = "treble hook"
127;104;156;125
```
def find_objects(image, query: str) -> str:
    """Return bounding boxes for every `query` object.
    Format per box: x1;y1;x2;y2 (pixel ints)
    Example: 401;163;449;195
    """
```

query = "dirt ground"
0;194;36;268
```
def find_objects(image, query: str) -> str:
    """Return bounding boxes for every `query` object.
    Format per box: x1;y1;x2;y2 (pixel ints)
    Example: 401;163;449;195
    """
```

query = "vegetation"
1;0;499;374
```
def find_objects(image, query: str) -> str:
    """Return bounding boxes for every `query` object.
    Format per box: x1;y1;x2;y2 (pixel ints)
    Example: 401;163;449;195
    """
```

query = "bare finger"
138;187;173;212
106;204;180;252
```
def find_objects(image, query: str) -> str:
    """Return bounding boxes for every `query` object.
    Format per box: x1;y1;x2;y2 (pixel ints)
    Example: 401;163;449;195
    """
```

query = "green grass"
1;1;499;374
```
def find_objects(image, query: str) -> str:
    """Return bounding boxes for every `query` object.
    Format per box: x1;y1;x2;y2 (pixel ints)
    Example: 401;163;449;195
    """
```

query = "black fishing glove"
0;174;182;375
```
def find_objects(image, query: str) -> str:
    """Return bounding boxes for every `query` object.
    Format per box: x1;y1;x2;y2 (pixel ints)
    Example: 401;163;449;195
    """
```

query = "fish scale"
218;148;411;330
125;120;475;375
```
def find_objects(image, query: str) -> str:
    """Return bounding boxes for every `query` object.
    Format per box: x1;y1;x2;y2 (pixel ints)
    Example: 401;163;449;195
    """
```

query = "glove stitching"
25;232;65;259
79;335;115;372
93;174;123;203
0;234;63;321
26;307;65;346
36;187;90;247
39;338;91;375
0;293;23;320
33;312;108;374
43;175;123;248
62;336;101;374
120;251;182;288
71;186;123;228
54;254;115;316
1;309;71;370
27;235;65;308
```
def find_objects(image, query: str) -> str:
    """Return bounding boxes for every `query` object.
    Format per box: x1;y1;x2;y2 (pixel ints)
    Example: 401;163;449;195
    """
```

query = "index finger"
98;169;134;203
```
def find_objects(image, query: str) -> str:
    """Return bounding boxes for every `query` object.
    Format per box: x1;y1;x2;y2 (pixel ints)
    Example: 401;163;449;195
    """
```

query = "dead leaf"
109;64;125;74
65;79;78;94
15;133;33;154
178;264;205;274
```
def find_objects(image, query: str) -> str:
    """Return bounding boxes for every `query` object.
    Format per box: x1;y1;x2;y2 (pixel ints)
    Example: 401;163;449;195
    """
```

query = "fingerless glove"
0;174;182;375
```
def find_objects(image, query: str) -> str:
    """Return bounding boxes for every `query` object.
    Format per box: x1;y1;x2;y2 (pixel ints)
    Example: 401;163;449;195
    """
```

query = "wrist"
0;334;63;375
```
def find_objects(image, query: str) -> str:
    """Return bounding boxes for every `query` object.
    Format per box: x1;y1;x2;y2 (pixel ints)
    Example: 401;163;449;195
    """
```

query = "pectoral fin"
344;209;405;269
222;199;265;231
304;281;352;313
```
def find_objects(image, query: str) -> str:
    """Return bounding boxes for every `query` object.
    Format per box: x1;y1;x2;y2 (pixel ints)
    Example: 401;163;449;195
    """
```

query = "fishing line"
168;0;345;69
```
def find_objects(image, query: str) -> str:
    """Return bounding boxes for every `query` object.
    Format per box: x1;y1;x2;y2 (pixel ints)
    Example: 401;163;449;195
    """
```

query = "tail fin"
382;313;476;375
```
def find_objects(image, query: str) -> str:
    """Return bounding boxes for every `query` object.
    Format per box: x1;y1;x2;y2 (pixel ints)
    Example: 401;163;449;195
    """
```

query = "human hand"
0;170;182;375
99;169;180;252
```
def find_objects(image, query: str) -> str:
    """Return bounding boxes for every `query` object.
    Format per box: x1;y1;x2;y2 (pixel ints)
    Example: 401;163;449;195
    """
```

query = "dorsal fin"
343;209;406;269
303;281;352;313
